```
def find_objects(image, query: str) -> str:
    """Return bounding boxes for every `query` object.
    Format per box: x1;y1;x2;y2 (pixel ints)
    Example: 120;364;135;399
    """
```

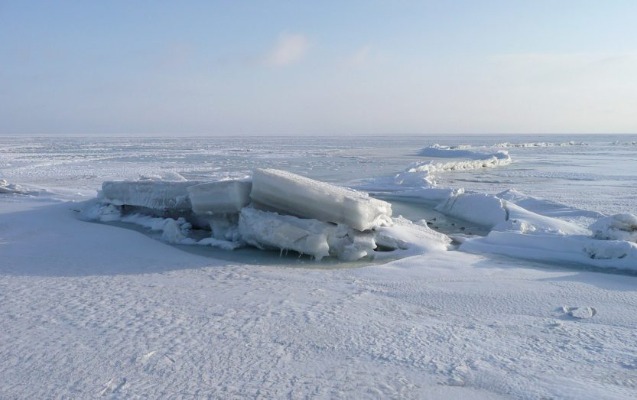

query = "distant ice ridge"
83;169;450;262
493;141;586;148
358;143;511;191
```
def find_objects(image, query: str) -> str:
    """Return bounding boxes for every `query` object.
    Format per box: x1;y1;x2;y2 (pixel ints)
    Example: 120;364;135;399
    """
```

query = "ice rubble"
88;169;428;261
88;165;637;269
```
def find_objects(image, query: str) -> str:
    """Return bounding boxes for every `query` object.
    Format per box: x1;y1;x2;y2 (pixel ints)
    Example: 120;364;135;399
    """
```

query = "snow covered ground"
1;135;637;399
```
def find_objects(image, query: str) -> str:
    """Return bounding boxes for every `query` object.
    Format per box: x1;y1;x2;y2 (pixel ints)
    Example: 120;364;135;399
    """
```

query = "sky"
1;0;636;135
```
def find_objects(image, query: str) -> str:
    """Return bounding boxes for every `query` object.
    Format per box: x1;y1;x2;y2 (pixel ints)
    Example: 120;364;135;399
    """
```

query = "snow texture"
250;168;392;231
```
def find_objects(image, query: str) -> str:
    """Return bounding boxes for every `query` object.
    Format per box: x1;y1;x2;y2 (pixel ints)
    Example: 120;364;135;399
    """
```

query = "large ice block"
238;207;377;261
187;180;252;214
101;180;196;211
250;169;392;231
239;207;331;260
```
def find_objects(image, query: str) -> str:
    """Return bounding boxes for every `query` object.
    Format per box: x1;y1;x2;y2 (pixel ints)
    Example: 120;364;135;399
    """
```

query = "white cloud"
264;33;309;67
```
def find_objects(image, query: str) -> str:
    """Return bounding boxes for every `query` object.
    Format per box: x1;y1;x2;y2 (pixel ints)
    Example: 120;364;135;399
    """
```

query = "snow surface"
2;135;637;399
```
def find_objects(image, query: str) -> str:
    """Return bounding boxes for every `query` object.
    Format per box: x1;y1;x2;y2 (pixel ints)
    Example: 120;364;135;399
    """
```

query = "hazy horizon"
2;1;636;136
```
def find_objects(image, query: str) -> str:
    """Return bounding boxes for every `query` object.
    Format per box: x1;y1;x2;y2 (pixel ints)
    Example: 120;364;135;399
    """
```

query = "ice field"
1;134;637;399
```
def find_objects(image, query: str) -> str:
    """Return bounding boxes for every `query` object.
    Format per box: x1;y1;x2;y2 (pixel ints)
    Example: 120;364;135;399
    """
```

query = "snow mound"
251;168;392;231
590;214;637;242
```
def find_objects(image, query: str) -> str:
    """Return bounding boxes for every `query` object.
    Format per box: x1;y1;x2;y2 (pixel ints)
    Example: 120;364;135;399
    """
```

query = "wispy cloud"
264;33;309;67
343;45;373;68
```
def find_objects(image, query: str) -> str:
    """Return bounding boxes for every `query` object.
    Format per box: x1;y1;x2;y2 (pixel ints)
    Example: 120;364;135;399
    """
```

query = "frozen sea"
1;134;637;399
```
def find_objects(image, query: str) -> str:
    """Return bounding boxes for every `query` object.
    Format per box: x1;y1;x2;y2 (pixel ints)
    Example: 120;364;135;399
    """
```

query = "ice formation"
250;168;392;231
86;170;428;261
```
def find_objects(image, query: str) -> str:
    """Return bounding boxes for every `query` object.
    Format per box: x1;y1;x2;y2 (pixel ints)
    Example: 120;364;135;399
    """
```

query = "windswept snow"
2;134;637;399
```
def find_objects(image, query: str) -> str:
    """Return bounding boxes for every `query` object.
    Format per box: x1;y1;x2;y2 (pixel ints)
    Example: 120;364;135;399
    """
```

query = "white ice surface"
251;168;392;231
2;196;637;399
187;180;252;214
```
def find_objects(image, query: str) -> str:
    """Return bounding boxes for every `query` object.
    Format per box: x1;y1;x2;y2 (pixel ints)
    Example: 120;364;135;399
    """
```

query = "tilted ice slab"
101;180;197;211
187;180;252;214
250;169;392;231
238;207;377;261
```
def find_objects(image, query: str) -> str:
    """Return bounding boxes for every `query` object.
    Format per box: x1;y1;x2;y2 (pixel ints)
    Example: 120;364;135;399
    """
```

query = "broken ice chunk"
250;168;392;231
238;207;377;261
187;180;252;215
101;181;195;211
238;207;331;260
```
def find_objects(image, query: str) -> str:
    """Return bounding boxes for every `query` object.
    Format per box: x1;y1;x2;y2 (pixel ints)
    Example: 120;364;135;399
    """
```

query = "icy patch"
251;168;392;231
590;214;637;242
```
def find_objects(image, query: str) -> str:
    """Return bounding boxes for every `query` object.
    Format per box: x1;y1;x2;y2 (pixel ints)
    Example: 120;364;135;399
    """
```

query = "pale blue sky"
1;0;636;135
